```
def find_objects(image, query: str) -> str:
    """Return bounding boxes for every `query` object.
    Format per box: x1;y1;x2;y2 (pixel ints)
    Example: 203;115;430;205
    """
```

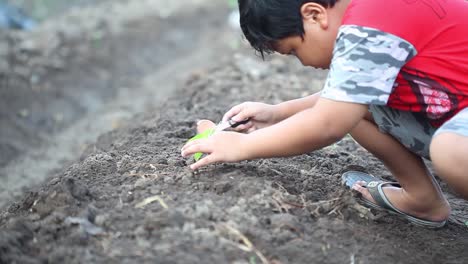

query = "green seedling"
186;119;249;161
187;128;215;161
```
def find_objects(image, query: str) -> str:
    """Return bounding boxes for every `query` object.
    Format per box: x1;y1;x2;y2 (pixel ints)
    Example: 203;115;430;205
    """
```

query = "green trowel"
188;119;250;161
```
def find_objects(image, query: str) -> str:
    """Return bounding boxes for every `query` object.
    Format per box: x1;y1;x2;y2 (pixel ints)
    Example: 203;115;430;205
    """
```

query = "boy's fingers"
247;126;257;133
181;139;201;152
233;121;253;132
223;102;254;122
230;109;253;123
181;140;212;157
223;106;242;122
181;142;193;153
196;120;216;133
190;154;217;170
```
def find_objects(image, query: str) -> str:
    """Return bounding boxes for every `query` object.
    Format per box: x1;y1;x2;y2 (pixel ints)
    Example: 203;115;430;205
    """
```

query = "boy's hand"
223;102;278;133
181;120;249;170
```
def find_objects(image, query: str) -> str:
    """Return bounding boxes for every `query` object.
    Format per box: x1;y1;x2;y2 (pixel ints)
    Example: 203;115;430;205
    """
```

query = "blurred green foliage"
228;0;237;9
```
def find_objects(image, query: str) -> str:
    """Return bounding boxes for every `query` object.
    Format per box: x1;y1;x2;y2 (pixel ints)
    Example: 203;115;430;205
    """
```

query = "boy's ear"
300;2;328;29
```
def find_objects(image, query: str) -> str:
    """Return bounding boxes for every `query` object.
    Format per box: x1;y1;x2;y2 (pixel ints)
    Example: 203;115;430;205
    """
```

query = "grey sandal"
342;171;447;228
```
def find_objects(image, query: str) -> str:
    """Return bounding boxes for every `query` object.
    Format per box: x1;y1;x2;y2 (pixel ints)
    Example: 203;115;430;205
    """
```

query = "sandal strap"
366;181;401;211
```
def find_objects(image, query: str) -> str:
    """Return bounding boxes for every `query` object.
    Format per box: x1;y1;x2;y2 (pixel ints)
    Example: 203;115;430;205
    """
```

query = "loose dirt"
1;1;467;264
0;0;232;206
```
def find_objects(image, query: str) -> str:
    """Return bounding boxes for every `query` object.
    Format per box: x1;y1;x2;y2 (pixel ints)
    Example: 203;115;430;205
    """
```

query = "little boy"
181;0;468;227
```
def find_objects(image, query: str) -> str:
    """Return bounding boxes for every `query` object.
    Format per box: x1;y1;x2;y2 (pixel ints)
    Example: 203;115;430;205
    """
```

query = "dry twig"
135;195;168;209
217;224;269;264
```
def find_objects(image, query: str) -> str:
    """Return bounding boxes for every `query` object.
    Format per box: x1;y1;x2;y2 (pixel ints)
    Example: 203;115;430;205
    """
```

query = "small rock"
65;217;104;236
136;237;152;249
47;212;66;224
63;178;91;201
194;201;213;219
182;222;196;232
150;188;161;195
214;181;232;194
180;175;192;186
144;210;186;231
69;229;89;246
83;204;99;223
157;158;168;165
270;213;300;228
232;260;249;264
29;214;40;221
120;191;134;203
134;178;151;189
134;226;146;236
94;214;109;227
49;177;61;185
163;177;175;185
167;158;185;167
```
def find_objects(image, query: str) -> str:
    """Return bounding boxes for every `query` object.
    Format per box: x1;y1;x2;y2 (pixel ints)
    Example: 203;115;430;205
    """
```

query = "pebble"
163;177;175;185
153;158;168;165
94;214;109;227
194;201;213;219
47;212;66;224
167;158;178;166
214;181;232;194
69;230;89;246
232;261;249;264
134;178;151;189
270;213;300;228
133;226;147;236
120;191;134;203
180;175;192;186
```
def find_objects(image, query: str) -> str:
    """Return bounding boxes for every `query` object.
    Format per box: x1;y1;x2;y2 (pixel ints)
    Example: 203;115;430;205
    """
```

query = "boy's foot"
342;171;450;227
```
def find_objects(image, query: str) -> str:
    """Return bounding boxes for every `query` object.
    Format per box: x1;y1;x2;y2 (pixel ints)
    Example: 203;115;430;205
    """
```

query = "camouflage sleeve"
321;25;417;105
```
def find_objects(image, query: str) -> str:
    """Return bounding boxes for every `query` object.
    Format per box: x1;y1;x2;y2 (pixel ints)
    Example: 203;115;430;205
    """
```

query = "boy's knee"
430;133;457;169
431;132;468;198
430;132;468;178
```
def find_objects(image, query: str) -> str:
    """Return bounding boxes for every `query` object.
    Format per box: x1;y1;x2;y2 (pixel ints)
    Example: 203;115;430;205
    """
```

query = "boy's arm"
273;92;321;122
244;97;368;159
181;97;368;170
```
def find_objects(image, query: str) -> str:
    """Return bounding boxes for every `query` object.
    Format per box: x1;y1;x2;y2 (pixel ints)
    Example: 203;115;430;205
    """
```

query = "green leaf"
188;128;215;161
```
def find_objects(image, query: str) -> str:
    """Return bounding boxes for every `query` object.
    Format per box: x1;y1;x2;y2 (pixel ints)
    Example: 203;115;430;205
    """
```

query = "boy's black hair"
239;0;338;58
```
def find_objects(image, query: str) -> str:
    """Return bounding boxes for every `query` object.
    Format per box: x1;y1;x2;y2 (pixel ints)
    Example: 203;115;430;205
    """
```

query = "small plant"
187;128;215;161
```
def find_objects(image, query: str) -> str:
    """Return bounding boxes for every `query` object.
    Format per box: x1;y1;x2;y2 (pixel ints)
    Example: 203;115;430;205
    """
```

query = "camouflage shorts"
369;105;468;159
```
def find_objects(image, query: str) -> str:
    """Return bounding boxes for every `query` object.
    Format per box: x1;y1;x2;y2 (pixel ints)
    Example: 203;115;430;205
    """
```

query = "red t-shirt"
322;0;468;127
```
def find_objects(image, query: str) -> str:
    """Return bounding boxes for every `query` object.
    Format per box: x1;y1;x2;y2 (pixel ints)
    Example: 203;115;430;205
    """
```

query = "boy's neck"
333;0;352;24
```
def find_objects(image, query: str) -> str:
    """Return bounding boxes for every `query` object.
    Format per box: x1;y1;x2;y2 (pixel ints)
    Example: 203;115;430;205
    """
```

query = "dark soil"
0;1;222;168
1;2;468;264
0;1;235;206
